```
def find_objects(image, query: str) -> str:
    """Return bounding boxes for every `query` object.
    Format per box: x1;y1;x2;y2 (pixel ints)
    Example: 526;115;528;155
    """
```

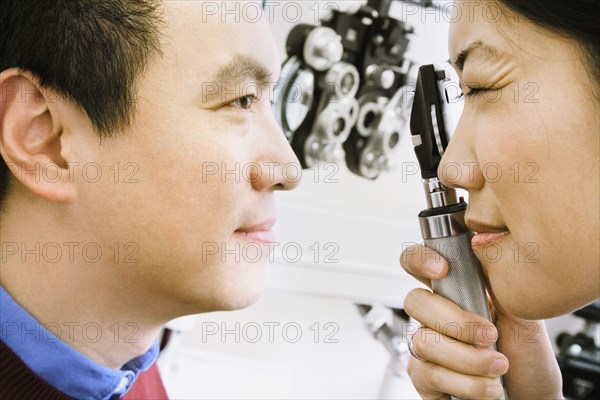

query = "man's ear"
0;68;76;203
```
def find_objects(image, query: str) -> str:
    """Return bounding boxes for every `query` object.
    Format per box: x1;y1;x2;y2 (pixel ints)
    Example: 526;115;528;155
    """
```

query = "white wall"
266;0;456;308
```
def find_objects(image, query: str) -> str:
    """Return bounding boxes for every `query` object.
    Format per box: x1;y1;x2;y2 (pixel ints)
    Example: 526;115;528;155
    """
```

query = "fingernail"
489;358;508;376
486;384;504;399
425;259;443;276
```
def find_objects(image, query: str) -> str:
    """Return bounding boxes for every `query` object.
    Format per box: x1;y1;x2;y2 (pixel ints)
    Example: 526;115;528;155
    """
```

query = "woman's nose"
438;116;484;191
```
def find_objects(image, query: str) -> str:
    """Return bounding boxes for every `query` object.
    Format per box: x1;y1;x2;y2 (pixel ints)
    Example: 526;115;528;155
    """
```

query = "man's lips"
235;219;276;243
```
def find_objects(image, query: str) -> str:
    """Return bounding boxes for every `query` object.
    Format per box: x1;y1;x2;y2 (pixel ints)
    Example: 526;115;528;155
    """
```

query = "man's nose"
250;111;302;192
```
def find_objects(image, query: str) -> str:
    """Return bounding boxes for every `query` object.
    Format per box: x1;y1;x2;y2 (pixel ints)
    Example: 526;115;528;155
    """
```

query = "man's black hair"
0;0;163;209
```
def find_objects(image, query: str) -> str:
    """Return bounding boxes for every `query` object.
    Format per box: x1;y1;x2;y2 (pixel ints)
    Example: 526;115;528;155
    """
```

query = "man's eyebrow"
449;40;499;71
211;55;273;86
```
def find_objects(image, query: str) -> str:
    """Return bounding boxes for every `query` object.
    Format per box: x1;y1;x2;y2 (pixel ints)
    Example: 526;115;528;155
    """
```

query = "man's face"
73;1;300;316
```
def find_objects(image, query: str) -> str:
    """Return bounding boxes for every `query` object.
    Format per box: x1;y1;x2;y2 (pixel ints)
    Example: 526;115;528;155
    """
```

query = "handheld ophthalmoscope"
409;64;507;400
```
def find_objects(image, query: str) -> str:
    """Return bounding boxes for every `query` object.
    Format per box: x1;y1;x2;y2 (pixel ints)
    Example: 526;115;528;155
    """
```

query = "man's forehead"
158;0;279;79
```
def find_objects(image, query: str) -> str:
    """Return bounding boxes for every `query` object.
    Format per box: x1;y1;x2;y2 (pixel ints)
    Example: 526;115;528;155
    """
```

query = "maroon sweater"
0;339;169;399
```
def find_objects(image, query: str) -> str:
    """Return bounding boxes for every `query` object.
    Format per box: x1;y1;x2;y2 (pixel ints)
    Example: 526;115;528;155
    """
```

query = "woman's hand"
400;244;563;399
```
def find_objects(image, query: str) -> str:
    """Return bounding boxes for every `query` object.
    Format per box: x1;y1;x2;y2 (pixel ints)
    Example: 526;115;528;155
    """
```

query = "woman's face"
442;0;599;319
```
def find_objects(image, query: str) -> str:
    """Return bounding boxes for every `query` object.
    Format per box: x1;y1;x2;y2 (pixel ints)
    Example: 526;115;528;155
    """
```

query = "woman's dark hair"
498;0;600;88
0;0;163;210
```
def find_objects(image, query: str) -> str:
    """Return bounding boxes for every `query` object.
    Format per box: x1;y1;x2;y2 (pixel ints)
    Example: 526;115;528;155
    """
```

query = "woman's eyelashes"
458;82;494;99
464;87;487;97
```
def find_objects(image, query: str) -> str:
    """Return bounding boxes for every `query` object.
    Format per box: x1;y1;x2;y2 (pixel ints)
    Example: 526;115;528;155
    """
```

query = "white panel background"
266;0;454;307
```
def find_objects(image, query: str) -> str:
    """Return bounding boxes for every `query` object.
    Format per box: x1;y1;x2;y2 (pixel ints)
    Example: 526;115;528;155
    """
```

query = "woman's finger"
404;288;498;347
408;357;506;400
409;326;509;378
400;243;449;287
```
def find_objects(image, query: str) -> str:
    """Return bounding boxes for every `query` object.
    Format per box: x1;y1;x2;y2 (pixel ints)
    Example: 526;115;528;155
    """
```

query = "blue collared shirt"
0;286;159;400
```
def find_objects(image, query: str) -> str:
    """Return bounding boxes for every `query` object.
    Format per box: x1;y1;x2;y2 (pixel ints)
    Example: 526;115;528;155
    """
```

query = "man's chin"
209;268;267;312
205;283;265;312
221;291;264;311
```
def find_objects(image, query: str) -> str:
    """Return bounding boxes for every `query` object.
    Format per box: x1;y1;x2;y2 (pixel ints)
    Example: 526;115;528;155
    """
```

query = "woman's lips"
471;231;509;249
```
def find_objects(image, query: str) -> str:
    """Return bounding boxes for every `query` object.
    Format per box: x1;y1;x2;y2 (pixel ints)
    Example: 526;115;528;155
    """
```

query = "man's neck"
1;273;164;369
1;206;167;369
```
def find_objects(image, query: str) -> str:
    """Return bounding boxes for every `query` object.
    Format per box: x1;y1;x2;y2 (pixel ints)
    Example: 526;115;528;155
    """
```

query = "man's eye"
227;94;258;111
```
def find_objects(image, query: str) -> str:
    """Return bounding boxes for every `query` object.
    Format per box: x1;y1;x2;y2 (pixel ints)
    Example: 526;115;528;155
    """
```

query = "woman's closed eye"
459;84;489;99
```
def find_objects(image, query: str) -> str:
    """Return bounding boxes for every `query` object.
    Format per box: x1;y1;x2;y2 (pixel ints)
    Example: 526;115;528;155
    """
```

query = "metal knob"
304;27;343;71
366;64;396;90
